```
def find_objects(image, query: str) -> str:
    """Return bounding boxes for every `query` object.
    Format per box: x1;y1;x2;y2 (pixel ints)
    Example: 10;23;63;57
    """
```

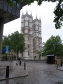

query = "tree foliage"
2;36;10;49
37;50;42;59
42;35;63;57
2;31;25;57
6;0;63;29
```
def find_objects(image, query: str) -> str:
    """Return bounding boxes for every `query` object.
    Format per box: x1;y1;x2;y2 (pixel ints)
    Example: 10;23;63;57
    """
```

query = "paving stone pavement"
0;62;63;84
0;61;28;80
22;62;63;84
57;65;63;71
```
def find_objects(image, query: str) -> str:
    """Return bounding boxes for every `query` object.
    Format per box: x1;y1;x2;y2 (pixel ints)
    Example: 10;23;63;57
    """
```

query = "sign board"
6;45;8;53
2;49;6;52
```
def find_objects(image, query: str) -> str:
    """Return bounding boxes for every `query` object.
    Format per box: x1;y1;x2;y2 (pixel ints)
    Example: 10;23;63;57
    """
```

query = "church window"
25;22;28;26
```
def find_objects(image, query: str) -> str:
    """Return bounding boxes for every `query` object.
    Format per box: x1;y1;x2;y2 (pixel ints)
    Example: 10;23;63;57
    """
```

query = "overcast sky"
4;1;63;43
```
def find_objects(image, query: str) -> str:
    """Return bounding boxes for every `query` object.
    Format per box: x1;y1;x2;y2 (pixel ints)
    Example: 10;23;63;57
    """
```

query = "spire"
39;17;41;22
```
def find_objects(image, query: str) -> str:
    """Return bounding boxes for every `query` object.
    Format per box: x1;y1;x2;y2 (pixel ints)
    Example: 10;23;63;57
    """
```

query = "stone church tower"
21;12;42;59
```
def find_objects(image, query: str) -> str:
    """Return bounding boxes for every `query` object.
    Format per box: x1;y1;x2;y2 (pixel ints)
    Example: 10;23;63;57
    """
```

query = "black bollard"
60;61;62;66
6;65;9;78
20;60;21;65
24;62;26;70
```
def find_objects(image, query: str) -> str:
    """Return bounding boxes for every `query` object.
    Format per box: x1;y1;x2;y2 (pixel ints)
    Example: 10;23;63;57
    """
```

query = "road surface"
0;62;63;84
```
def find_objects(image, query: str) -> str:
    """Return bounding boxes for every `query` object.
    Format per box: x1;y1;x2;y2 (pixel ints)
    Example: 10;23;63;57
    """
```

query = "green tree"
37;50;42;59
2;36;10;49
9;31;25;58
43;35;63;58
2;31;25;59
6;0;63;29
2;36;10;60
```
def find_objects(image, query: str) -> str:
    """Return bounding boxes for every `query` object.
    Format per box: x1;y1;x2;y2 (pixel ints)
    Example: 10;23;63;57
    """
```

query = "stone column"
0;17;4;58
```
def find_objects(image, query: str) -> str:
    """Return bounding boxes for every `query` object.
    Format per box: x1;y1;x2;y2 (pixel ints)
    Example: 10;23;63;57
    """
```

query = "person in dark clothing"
19;60;21;65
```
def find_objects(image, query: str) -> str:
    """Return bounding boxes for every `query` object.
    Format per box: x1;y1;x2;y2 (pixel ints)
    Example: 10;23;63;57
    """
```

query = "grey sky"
4;1;63;42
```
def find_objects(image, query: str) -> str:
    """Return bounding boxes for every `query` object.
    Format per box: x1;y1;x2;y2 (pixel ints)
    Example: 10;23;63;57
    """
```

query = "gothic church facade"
21;12;42;59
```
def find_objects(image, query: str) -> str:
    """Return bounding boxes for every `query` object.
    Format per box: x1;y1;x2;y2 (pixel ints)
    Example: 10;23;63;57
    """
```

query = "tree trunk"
17;50;18;60
0;17;4;59
22;52;23;57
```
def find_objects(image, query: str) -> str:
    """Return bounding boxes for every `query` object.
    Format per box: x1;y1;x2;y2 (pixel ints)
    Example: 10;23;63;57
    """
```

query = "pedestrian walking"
57;59;59;68
19;60;21;65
